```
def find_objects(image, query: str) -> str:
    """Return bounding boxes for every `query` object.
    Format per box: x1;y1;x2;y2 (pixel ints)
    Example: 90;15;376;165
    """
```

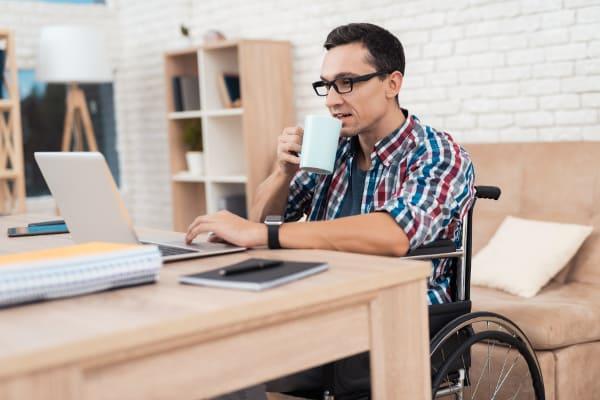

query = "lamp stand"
62;83;98;152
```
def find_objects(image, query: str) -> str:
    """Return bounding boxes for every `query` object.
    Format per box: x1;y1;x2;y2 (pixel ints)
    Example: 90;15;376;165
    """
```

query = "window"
19;69;120;196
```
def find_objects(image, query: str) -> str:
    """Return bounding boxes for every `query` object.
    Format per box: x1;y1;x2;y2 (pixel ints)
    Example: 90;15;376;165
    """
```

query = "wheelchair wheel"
430;312;544;400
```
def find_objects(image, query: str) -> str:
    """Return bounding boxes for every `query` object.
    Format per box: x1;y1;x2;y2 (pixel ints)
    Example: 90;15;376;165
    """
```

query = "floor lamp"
37;26;112;152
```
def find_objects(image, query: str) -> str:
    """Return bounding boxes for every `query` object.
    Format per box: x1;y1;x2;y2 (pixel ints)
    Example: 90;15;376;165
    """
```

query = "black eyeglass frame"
312;71;390;96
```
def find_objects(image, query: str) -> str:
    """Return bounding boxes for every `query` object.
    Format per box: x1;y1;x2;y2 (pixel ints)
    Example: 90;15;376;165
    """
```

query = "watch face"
265;215;283;225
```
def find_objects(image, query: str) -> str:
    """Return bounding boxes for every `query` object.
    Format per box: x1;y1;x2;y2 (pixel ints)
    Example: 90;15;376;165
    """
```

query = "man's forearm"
279;212;410;257
249;170;294;222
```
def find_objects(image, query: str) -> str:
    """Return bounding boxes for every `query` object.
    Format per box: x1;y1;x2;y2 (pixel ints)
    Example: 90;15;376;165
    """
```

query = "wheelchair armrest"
475;185;501;200
404;239;461;259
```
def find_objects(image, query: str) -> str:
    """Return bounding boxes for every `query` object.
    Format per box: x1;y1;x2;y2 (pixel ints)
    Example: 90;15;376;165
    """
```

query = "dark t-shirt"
337;156;367;218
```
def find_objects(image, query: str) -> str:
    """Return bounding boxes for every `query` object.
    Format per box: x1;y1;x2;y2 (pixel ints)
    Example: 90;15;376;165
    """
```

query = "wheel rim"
431;316;545;400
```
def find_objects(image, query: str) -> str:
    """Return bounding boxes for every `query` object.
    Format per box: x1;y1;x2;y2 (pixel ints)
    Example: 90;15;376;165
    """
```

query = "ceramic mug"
299;115;342;174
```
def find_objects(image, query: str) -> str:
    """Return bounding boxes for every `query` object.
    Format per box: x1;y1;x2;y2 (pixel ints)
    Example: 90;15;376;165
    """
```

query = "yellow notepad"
0;242;162;307
0;242;144;266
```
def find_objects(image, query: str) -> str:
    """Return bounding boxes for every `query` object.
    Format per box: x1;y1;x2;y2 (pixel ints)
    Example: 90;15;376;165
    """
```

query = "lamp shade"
37;25;111;83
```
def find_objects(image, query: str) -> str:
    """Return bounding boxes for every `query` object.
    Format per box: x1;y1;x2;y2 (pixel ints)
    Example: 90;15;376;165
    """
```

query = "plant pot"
186;151;204;175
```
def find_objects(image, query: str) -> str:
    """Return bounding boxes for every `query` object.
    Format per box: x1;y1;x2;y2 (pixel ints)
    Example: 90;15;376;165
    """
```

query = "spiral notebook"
0;242;162;307
179;258;329;291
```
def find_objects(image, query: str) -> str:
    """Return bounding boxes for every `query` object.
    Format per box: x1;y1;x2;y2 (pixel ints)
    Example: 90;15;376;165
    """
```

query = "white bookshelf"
165;40;294;231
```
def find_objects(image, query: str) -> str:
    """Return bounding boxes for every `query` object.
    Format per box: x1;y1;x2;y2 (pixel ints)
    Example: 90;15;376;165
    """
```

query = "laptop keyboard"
141;242;198;257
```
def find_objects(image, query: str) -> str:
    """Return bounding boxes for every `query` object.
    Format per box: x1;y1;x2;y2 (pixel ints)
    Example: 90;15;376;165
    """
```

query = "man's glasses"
312;71;389;97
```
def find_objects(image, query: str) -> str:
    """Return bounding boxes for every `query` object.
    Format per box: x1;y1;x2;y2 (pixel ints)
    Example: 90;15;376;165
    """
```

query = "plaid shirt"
284;110;475;304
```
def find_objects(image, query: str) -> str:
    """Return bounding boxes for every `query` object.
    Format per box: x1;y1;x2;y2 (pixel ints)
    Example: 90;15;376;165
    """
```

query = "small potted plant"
183;119;204;175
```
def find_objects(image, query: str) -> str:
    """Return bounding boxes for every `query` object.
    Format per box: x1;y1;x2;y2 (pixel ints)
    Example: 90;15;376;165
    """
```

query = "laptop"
34;152;246;262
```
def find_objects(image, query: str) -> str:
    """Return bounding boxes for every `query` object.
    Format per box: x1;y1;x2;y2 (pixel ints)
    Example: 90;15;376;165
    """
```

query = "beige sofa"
466;142;600;400
271;142;599;400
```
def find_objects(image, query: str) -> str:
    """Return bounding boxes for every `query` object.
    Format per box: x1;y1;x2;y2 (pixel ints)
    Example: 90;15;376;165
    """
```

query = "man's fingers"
283;126;302;134
185;219;214;244
207;233;227;243
280;153;300;164
285;142;302;154
187;214;211;231
282;126;304;139
279;132;302;146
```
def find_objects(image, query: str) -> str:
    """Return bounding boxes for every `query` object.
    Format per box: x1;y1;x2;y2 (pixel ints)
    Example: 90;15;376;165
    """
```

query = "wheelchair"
287;186;545;400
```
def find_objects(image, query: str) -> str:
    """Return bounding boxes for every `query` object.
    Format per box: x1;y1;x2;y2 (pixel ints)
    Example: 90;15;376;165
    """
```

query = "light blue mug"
300;115;342;174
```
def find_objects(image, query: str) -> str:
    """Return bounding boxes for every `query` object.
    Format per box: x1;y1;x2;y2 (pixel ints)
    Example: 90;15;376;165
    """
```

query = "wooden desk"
0;214;431;399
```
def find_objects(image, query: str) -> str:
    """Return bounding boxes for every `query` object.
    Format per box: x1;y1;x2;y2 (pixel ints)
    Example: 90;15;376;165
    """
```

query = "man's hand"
185;210;267;248
277;126;303;176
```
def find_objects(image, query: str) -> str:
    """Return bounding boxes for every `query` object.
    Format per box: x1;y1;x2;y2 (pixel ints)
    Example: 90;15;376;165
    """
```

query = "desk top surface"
0;214;429;378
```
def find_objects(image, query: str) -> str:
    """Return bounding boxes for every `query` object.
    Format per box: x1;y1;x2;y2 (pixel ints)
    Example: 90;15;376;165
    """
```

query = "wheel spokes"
490;354;520;400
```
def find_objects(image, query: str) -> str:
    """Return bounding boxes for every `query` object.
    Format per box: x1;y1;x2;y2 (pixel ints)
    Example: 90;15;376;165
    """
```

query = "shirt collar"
339;108;416;168
374;108;415;168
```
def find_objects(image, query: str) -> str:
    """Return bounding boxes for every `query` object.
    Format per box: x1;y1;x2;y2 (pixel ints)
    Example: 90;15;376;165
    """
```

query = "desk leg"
0;367;82;400
369;280;431;399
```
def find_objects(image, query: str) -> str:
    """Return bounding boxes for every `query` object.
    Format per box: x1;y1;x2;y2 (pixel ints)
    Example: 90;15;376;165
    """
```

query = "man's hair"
324;23;405;76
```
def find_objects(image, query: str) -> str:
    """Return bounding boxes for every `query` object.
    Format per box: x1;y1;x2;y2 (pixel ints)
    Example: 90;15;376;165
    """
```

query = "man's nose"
325;87;344;108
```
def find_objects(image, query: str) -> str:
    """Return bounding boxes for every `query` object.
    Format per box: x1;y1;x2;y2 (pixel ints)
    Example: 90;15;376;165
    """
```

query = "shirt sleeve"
283;170;318;222
376;133;475;249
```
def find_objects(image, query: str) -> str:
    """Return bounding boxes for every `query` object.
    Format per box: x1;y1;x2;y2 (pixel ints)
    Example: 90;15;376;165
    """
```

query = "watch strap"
267;223;281;249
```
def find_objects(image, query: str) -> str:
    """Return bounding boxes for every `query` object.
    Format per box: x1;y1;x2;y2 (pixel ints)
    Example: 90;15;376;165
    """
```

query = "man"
186;23;475;398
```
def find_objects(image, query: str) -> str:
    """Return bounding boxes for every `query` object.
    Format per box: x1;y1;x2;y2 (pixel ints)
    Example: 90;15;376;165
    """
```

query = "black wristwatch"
264;215;283;249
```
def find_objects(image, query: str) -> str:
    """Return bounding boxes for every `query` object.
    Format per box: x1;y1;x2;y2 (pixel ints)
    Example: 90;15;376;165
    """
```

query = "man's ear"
386;71;403;100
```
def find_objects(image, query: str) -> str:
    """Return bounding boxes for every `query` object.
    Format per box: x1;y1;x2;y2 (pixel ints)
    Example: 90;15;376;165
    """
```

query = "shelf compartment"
199;46;239;111
203;117;246;177
164;51;200;114
206;182;247;216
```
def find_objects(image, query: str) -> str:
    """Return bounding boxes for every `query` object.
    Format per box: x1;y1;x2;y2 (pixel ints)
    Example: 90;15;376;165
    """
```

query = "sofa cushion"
471;216;593;297
471;282;600;350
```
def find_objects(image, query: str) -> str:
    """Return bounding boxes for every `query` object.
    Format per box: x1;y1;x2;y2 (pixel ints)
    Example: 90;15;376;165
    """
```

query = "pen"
28;220;66;227
219;260;283;276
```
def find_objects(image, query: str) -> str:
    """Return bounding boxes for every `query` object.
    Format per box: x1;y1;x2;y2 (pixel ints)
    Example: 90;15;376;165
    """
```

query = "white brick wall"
112;0;193;228
4;0;600;230
182;0;600;146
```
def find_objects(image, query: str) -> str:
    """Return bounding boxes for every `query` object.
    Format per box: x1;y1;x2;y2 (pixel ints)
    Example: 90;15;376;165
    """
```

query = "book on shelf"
172;76;183;112
172;75;200;112
181;76;200;110
217;73;241;108
0;242;162;307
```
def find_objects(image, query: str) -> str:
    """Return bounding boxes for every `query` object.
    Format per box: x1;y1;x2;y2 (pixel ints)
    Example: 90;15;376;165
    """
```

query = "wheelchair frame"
410;185;544;400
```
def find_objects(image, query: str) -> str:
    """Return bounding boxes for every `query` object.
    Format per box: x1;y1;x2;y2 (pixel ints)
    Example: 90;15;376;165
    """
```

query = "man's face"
319;42;390;137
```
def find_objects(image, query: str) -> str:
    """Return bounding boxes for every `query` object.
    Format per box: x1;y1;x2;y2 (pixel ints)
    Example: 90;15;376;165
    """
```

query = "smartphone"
7;224;69;238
